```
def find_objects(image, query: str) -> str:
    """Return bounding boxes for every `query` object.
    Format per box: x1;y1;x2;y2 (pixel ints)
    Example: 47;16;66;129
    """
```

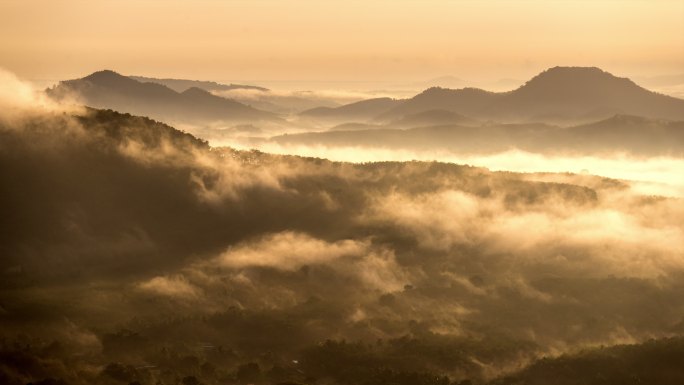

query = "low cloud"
215;231;368;270
366;186;684;279
2;70;684;383
138;275;201;299
0;67;82;121
238;142;684;198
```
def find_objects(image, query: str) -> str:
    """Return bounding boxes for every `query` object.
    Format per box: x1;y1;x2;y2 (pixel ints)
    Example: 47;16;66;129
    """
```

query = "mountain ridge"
300;97;403;121
273;113;684;156
307;67;684;124
46;70;278;124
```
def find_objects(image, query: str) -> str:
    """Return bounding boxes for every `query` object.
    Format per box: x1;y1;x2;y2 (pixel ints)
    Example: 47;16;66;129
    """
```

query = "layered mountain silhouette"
389;109;476;128
376;87;499;122
302;67;684;125
300;97;403;122
130;75;269;93
324;108;476;130
486;66;684;122
536;114;684;155
273;114;684;156
46;70;277;124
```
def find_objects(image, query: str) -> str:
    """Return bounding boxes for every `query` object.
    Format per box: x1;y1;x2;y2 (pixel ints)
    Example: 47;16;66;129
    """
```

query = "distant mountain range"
46;67;684;135
301;67;684;125
414;75;468;89
46;70;278;124
390;109;476;128
129;75;269;93
300;97;403;122
272;114;684;156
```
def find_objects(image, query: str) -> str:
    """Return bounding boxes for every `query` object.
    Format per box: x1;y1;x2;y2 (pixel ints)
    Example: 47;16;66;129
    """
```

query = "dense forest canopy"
1;104;683;384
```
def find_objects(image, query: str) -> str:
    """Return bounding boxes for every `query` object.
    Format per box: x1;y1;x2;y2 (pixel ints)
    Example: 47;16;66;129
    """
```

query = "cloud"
0;67;82;121
365;185;684;280
214;88;397;105
0;68;37;110
2;81;684;383
364;189;485;250
240;143;684;198
138;275;201;299
215;231;368;270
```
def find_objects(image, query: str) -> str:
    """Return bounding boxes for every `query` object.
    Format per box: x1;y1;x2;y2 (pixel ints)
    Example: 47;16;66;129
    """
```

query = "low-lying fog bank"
2;68;684;385
220;142;684;199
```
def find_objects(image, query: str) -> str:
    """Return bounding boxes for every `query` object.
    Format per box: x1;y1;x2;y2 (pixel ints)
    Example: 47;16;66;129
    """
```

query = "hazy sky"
1;0;682;83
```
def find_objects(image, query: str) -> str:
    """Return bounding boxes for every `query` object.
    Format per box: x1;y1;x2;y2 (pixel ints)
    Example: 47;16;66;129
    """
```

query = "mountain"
327;109;475;132
226;91;344;115
490;337;684;385
300;97;403;122
134;76;346;115
532;114;684;155
272;114;684;156
376;87;498;122
487;66;684;122
389;109;477;128
271;122;552;154
3;106;684;385
368;67;684;124
129;75;269;93
46;70;277;124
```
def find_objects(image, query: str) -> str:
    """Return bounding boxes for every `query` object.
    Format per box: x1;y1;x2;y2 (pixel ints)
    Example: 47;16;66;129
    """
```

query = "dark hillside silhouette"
490;337;684;385
1;107;683;385
390;109;477;128
300;97;403;121
377;87;499;122
489;66;684;122
273;114;684;156
315;67;684;124
46;70;277;124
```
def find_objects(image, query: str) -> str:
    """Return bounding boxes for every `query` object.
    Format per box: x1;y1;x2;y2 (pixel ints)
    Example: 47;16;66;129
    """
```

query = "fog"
213;88;403;110
225;142;684;199
0;68;81;118
2;69;684;385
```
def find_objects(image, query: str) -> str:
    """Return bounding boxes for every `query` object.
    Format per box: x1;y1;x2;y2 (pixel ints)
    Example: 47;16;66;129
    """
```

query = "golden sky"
0;0;682;83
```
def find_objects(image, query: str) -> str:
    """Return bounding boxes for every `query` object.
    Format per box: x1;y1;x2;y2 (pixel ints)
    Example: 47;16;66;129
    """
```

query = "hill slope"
343;67;684;124
272;114;684;156
300;97;403;121
490;337;684;385
46;70;277;124
489;66;684;122
1;107;684;385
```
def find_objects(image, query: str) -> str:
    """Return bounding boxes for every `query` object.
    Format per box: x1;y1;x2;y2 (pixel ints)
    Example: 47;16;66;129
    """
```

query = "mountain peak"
520;66;637;92
536;66;623;81
80;70;141;89
181;86;211;96
419;86;492;96
506;66;646;109
48;70;275;123
83;69;126;81
545;66;605;74
599;114;661;125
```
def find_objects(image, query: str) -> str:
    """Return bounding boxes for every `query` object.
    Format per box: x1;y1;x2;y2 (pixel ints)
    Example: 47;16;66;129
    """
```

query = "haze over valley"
2;1;684;384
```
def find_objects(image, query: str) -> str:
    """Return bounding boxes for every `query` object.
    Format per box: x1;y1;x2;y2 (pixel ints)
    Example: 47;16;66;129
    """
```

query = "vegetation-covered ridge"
1;108;682;385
